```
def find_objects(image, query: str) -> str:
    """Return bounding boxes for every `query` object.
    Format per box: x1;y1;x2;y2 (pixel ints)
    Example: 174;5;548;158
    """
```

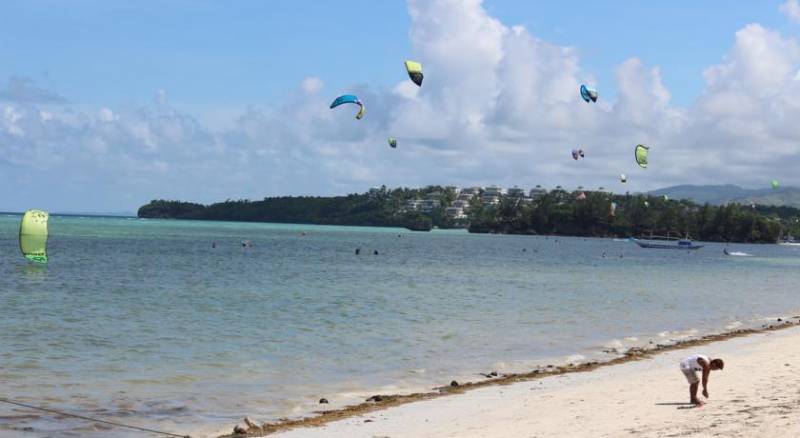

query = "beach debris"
364;419;374;423
366;395;384;402
244;417;260;432
319;398;329;404
233;425;247;435
450;380;459;387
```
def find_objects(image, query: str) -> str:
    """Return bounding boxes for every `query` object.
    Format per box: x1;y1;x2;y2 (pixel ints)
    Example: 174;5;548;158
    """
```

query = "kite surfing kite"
635;144;649;168
772;180;780;189
405;60;423;87
388;137;397;149
571;149;585;160
620;174;628;183
580;85;598;103
330;94;364;119
19;209;48;264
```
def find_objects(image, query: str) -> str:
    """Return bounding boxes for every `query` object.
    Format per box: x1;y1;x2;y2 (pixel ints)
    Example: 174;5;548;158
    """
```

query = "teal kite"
330;95;364;120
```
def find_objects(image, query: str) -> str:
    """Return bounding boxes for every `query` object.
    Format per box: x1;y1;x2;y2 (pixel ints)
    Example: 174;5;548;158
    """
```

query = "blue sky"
1;0;799;212
2;1;792;107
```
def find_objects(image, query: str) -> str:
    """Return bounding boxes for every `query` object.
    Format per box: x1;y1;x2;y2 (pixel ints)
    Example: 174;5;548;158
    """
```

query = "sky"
1;0;800;213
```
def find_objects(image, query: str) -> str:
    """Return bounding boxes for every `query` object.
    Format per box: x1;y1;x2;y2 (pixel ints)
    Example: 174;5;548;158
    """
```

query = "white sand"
274;325;800;438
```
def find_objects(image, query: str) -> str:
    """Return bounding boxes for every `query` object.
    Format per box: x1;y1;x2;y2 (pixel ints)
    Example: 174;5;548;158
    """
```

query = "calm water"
1;215;799;437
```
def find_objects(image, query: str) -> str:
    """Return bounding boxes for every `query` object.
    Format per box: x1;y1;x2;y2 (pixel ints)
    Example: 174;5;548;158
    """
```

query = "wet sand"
223;319;800;437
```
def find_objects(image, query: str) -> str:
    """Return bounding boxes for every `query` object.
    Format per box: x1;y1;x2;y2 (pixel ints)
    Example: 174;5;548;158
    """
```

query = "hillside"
650;184;800;208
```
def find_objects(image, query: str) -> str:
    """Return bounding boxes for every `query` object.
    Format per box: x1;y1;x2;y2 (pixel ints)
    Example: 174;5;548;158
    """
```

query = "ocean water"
1;215;799;437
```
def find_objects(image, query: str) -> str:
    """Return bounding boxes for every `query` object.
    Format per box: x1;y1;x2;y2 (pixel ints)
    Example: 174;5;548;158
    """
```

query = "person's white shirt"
680;354;709;372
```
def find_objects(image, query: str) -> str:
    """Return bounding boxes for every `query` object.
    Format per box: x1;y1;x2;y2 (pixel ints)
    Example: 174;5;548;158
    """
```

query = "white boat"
780;235;800;246
632;235;704;250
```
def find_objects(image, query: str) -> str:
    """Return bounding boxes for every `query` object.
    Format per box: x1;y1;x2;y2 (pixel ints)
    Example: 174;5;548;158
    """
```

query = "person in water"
723;247;729;255
680;354;724;406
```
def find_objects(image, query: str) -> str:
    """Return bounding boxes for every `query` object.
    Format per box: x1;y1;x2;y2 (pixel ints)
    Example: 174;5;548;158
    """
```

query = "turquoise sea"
1;215;799;437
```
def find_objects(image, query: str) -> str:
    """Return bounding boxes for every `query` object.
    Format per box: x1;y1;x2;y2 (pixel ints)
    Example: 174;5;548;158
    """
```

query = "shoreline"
218;315;800;437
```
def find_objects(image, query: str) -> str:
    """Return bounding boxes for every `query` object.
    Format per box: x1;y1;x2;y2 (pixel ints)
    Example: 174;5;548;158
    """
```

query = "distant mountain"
650;184;800;208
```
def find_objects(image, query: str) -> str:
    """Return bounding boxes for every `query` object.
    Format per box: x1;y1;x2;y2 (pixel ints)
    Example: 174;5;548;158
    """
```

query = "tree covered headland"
137;186;454;229
138;186;800;243
468;189;795;243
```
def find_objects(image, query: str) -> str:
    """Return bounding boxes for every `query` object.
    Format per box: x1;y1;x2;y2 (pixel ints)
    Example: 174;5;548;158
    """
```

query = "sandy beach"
242;323;800;438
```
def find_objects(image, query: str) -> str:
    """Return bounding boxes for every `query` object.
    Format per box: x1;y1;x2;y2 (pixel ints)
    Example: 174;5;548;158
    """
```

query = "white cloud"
780;0;800;23
2;0;800;212
0;76;66;104
156;89;167;105
300;77;324;95
98;107;115;122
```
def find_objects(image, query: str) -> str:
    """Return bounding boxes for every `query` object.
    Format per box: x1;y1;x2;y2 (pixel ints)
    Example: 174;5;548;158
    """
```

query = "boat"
404;223;432;232
779;235;800;246
632;234;704;250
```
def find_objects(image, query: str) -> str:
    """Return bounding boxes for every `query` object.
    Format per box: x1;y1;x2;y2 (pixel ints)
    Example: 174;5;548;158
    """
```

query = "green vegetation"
469;190;793;243
137;186;459;230
138;186;800;243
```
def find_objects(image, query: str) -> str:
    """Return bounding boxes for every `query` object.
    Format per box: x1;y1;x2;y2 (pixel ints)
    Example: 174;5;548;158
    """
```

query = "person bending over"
680;354;724;406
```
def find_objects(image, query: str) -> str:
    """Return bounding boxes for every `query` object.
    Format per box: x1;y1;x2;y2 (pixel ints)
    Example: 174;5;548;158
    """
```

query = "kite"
405;60;424;87
330;94;365;119
635;144;649;168
580;85;598;103
19;209;48;264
